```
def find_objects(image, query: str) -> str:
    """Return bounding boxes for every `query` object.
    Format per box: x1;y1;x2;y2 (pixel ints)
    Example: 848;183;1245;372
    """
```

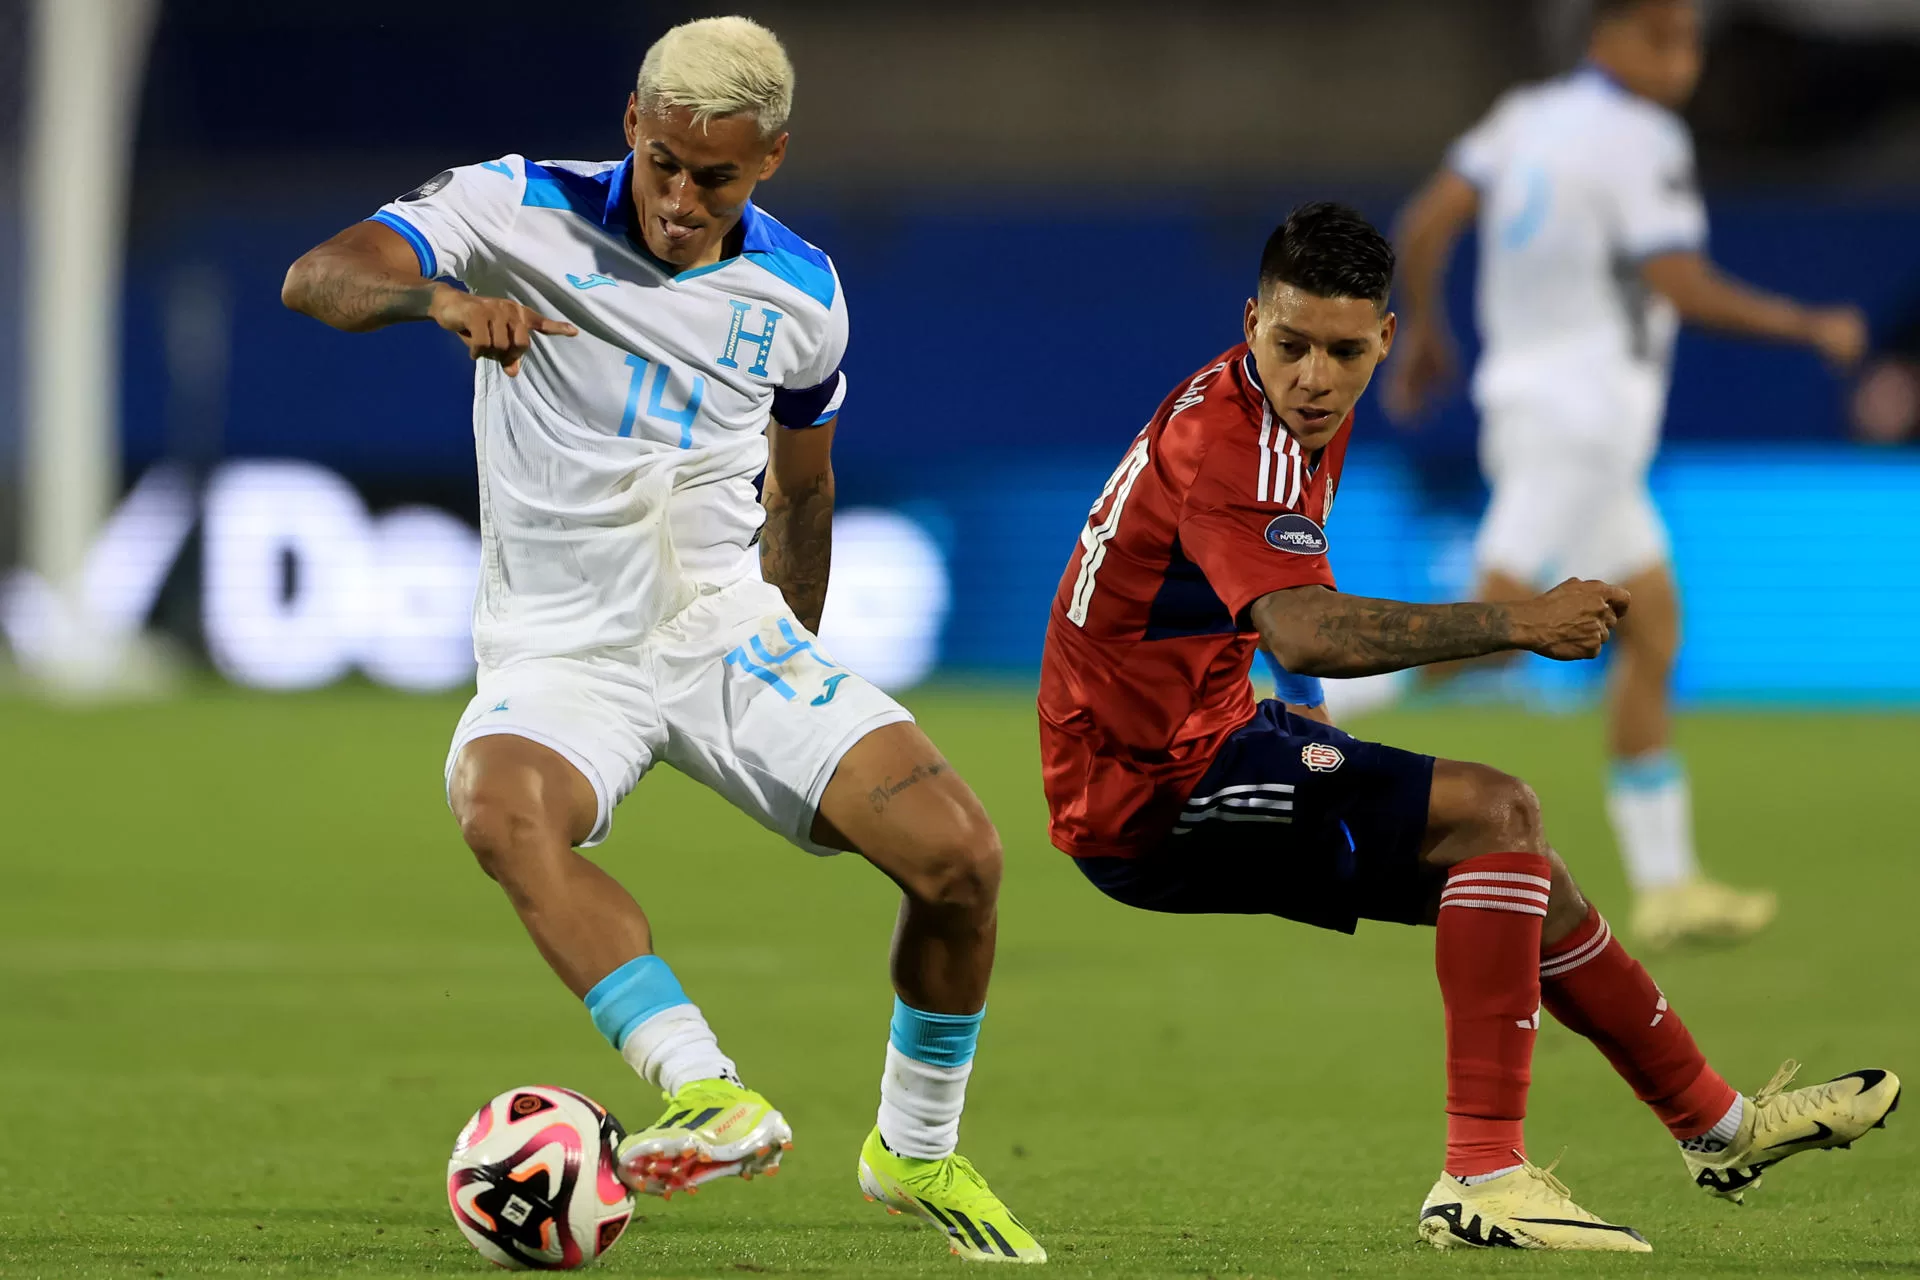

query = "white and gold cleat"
615;1079;791;1198
1632;877;1778;950
1418;1155;1651;1252
1684;1060;1901;1202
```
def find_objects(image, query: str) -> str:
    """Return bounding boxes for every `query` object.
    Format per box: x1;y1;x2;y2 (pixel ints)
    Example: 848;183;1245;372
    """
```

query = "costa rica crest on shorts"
1302;742;1345;772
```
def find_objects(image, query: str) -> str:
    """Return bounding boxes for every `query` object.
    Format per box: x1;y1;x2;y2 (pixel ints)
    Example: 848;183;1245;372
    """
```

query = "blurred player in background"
281;17;1042;1262
1389;0;1867;949
1041;203;1898;1252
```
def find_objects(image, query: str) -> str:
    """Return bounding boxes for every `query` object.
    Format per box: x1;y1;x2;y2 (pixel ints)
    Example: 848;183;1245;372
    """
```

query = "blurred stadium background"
4;2;1919;1276
3;0;1919;699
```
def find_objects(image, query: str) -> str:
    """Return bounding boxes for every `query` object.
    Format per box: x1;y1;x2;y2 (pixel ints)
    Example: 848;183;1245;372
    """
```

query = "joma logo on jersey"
716;301;784;377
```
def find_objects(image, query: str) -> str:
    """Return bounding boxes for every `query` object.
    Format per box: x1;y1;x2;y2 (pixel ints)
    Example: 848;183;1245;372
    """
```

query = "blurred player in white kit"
1390;0;1867;949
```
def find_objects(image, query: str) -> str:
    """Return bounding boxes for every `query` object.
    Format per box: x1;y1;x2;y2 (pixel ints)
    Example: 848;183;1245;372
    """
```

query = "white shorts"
444;577;913;853
1474;410;1670;588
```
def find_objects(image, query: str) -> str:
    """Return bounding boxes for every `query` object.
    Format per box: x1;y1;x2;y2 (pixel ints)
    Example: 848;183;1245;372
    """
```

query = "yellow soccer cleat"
1418;1155;1651;1252
1683;1060;1901;1203
1632;878;1778;950
615;1078;791;1198
858;1127;1045;1263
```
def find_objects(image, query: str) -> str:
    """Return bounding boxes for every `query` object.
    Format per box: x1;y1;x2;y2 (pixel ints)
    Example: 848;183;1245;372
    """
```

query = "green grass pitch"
1;687;1913;1278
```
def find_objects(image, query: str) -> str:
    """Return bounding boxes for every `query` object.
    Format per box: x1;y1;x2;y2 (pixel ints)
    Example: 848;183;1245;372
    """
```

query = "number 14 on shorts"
724;618;845;704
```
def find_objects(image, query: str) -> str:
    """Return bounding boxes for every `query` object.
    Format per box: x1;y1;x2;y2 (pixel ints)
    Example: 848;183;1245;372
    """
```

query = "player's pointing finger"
532;316;580;337
506;315;533;355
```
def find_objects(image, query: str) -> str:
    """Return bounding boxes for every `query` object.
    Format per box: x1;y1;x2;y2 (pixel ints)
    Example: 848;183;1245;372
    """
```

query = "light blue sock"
586;955;739;1092
1609;748;1684;793
888;996;984;1066
880;998;984;1158
1606;749;1698;889
583;955;689;1049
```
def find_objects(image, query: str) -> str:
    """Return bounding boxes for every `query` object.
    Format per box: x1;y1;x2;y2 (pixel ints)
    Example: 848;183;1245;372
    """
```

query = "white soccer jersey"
371;155;849;666
1449;66;1707;457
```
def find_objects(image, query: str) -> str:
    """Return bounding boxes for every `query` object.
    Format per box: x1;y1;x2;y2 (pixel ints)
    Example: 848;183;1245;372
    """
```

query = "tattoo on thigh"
867;761;949;813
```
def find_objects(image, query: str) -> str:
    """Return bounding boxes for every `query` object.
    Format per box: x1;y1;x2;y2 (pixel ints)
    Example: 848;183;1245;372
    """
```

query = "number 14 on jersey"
617;354;707;447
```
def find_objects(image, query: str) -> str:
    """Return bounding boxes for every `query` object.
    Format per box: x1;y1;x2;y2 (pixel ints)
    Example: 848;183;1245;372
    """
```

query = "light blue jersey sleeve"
367;156;526;284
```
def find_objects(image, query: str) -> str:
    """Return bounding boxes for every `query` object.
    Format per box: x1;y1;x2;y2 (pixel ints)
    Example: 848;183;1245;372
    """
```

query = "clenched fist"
430;287;578;377
1805;304;1868;371
1518;578;1631;661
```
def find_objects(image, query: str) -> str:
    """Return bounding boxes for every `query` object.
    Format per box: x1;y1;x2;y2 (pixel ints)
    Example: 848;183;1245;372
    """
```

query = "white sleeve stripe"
1441;885;1550;905
1439;898;1549;917
1449;871;1553;889
814;372;848;424
1256;412;1274;504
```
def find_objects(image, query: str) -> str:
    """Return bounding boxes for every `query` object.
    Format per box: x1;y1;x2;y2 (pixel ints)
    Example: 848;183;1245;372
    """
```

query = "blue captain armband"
1261;650;1325;708
771;370;846;428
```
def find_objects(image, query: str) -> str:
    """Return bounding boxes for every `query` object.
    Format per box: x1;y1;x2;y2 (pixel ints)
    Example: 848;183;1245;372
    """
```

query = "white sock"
619;1002;740;1095
877;1042;971;1159
1606;752;1700;891
1680;1094;1745;1152
1460;1164;1522;1185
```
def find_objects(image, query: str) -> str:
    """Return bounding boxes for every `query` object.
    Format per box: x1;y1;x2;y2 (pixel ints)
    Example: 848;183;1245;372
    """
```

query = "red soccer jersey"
1038;344;1352;857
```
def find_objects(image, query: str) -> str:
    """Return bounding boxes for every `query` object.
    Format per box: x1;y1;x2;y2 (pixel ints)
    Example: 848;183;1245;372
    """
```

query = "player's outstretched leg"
449;734;790;1199
1415;763;1649;1253
813;722;1045;1264
1606;564;1774;949
1537;902;1900;1203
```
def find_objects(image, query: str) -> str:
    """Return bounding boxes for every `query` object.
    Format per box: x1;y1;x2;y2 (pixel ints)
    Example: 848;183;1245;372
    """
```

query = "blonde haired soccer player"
1390;0;1866;949
282;16;1042;1262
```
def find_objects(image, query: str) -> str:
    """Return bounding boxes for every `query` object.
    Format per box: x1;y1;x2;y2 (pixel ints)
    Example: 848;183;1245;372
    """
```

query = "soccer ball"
446;1085;635;1270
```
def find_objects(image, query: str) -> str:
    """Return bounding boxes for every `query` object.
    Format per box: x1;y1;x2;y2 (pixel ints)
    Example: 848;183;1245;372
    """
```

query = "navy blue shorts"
1076;700;1437;934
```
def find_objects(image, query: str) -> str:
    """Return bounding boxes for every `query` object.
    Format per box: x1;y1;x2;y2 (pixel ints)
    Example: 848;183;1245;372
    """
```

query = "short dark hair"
1257;202;1394;306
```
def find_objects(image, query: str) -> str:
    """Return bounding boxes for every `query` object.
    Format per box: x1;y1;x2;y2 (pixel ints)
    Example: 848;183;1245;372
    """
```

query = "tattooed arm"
281;222;443;331
761;418;837;633
282;221;574;373
1251;579;1630;679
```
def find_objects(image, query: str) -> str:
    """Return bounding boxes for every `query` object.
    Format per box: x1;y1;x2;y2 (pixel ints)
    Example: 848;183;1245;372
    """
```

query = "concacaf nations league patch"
399;170;455;202
1264;512;1328;556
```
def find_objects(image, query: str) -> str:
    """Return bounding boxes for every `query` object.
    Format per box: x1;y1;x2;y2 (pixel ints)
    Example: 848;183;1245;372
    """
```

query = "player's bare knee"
1451;766;1546;853
1429;762;1546;859
455;790;565;885
1619;628;1678;685
903;820;1003;913
1488;773;1546;851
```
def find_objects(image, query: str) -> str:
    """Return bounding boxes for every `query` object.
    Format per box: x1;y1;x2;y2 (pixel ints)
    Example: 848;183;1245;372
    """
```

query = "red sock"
1539;906;1738;1140
1437;852;1550;1177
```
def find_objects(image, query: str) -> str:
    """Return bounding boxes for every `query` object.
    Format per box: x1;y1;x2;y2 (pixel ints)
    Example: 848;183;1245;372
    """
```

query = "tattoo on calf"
867;762;949;813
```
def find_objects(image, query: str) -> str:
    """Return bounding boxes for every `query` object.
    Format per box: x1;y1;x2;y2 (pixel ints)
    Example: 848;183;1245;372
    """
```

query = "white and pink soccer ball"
447;1086;634;1270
